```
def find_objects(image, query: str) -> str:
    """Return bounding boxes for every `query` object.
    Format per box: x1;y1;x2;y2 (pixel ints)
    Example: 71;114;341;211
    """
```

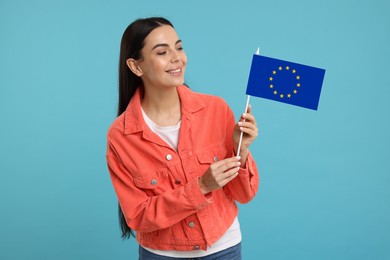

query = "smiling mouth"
167;68;182;74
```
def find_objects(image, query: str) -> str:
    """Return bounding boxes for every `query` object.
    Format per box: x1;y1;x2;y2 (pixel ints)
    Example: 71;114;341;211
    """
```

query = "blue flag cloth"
246;55;325;110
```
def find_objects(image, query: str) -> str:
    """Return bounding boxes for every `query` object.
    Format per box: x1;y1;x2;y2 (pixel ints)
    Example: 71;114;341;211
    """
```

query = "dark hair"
118;17;174;116
117;17;174;239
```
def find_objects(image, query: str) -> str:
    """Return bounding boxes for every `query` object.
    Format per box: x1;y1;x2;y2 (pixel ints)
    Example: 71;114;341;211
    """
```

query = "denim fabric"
107;85;259;250
138;243;241;260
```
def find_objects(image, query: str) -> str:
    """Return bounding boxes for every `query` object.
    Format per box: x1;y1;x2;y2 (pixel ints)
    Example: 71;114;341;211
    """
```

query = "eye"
155;47;167;55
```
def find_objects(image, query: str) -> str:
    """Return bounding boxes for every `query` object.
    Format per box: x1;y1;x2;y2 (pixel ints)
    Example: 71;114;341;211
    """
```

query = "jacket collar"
124;85;206;135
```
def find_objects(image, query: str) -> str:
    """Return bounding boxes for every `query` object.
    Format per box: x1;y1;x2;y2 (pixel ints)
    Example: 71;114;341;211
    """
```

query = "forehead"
143;25;180;49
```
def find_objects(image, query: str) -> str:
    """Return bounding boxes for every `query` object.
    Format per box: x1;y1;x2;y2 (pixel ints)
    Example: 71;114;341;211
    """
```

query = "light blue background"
1;0;389;259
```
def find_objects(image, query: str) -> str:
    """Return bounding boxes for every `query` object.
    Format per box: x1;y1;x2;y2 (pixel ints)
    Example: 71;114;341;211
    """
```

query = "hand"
198;156;241;194
233;105;258;162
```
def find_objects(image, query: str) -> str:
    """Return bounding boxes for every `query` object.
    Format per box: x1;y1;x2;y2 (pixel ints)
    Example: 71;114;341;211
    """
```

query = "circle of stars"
268;66;301;99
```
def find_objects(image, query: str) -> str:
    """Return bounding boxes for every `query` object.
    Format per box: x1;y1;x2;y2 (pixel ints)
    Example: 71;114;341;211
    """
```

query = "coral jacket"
106;85;259;251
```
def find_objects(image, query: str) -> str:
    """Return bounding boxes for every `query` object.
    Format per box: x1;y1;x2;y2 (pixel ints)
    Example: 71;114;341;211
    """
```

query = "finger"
239;114;256;129
226;170;239;182
240;126;258;135
238;122;258;137
242;113;256;124
239;105;252;122
238;121;258;130
239;126;258;137
211;156;240;170
219;168;240;186
214;159;241;173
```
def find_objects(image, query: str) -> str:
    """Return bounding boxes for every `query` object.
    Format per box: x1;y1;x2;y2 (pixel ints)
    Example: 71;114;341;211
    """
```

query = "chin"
172;79;185;87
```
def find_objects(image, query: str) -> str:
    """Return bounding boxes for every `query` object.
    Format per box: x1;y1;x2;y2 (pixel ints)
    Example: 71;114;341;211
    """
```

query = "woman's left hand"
233;105;258;164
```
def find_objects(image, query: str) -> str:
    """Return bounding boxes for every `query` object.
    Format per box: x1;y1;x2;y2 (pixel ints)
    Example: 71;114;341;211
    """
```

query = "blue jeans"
138;243;241;260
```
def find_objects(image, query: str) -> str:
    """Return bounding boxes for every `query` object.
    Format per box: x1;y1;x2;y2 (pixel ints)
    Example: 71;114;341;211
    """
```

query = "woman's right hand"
198;156;241;194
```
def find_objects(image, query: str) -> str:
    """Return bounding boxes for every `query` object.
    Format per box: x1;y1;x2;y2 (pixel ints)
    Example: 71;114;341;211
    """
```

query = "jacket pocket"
133;169;170;195
197;145;227;164
196;145;228;175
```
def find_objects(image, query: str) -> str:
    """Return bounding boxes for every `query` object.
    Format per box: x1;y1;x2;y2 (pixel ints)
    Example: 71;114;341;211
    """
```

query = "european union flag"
246;55;325;110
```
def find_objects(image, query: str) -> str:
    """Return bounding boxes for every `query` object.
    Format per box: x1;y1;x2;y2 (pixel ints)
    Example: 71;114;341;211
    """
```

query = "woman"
106;17;259;259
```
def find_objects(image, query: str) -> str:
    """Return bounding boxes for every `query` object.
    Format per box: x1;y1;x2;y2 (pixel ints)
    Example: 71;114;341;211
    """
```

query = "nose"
170;49;181;63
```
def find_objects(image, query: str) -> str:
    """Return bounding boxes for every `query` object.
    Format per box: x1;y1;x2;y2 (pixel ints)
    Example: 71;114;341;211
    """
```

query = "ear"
126;58;143;77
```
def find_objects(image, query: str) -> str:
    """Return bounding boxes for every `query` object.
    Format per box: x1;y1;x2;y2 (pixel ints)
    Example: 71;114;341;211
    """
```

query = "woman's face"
137;25;187;90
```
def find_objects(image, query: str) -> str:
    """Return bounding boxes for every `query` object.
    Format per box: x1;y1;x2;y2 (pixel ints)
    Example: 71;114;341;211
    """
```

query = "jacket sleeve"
222;105;260;204
106;142;212;233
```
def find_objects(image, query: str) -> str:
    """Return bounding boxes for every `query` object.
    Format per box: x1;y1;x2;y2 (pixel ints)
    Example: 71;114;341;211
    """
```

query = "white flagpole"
237;47;260;157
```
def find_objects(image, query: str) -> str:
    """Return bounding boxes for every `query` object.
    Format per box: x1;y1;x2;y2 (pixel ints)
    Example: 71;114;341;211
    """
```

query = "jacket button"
188;221;195;228
166;154;173;161
213;155;219;162
150;179;157;185
175;179;181;184
193;245;199;250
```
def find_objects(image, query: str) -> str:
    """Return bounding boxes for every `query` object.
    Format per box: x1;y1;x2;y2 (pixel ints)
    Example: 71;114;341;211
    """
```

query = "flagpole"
237;47;260;157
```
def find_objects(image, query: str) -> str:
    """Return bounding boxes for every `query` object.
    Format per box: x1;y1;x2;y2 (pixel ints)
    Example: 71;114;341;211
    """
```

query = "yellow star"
269;77;273;81
286;66;290;70
294;89;298;94
296;75;300;80
272;70;276;75
297;83;301;87
278;66;282;70
292;69;296;74
287;94;291;98
274;90;277;95
280;94;284;98
270;84;274;89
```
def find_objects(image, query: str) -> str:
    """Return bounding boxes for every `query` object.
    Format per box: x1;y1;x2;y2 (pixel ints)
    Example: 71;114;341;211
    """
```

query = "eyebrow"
152;40;182;50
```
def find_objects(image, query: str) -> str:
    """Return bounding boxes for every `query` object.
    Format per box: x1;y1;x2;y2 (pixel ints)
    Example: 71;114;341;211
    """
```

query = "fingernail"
236;156;241;160
238;122;243;126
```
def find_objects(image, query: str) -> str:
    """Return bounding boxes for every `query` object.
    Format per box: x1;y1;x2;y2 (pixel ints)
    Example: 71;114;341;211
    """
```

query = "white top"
141;108;180;150
141;108;242;257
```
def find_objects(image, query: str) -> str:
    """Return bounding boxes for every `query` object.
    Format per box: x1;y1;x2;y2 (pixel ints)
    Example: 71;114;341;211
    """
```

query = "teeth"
169;69;181;74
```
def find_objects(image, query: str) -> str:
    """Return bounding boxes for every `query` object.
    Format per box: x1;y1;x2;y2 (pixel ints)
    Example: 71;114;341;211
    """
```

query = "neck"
141;86;181;126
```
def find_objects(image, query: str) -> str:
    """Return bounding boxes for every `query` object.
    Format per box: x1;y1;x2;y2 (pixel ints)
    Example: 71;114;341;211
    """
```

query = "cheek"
182;53;188;66
144;61;165;77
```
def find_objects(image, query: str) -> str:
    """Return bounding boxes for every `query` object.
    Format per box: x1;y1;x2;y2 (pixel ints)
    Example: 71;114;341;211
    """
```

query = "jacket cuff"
185;177;213;210
238;152;255;176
